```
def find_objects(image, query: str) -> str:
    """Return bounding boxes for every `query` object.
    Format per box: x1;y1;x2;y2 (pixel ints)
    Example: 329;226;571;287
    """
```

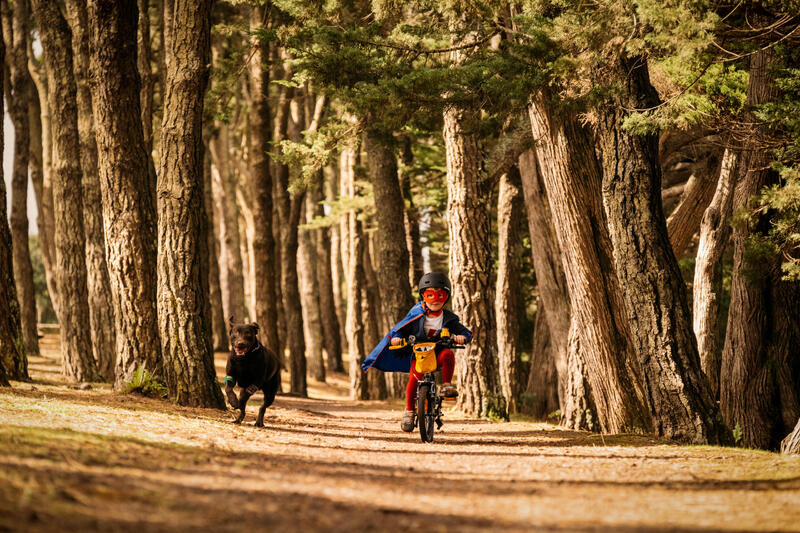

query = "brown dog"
225;318;281;426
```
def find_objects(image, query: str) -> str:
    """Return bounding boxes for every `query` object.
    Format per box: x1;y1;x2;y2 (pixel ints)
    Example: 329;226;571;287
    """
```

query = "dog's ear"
250;322;260;334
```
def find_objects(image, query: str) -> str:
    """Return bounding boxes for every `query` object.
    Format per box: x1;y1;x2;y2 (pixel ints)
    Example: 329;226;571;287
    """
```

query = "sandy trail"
1;334;799;532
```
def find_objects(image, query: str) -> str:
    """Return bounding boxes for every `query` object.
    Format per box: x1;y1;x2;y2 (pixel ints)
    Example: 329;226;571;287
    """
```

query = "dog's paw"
233;418;243;425
254;419;264;428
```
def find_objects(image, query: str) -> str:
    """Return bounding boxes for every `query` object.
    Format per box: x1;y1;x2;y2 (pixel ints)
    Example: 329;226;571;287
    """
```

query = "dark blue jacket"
361;301;472;373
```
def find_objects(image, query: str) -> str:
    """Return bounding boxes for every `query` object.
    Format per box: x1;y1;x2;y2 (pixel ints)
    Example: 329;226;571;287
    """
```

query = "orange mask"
422;288;448;305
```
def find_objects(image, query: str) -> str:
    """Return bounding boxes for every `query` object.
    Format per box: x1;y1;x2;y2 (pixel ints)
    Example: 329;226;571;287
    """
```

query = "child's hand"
390;337;402;346
454;335;467;344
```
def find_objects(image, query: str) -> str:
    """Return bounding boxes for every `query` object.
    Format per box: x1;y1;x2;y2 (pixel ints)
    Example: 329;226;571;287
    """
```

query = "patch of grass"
123;365;168;398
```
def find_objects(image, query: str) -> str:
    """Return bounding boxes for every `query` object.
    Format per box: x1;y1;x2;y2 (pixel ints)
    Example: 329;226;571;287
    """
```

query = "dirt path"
1;335;799;532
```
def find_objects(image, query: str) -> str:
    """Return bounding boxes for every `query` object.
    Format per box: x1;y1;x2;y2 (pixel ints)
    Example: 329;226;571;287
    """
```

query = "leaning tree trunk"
721;45;800;450
666;154;721;258
3;0;37;360
157;0;224;408
65;0;117;380
596;55;724;443
528;98;650;433
518;149;571;417
87;0;161;387
203;141;228;351
443;100;506;420
363;130;415;329
496;167;524;414
246;5;279;356
299;197;326;381
317;168;343;373
0;31;26;381
340;145;368;399
783;419;800;455
33;0;99;382
693;149;737;400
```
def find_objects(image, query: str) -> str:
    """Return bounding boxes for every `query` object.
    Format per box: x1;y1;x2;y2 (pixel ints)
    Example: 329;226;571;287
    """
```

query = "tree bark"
2;0;37;360
299;197;325;381
399;139;424;289
518;149;570;416
525;301;558;418
64;0;117;381
666;154;721;259
33;0;99;382
0;30;26;382
246;5;279;356
693;149;737;400
87;0;161;387
783;418;800;455
203;138;228;351
495;167;523;414
596;55;724;443
721;45;800;450
363;234;388;400
528;97;650;434
443;100;506;420
157;0;224;408
137;0;154;152
363;130;415;328
342;145;368;400
317;168;343;373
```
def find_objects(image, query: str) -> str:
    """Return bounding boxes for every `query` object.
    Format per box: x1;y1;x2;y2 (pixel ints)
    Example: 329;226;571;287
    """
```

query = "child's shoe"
440;382;458;398
401;410;415;432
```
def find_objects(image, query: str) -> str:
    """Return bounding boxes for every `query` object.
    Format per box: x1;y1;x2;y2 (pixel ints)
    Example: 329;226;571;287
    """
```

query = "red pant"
405;349;454;410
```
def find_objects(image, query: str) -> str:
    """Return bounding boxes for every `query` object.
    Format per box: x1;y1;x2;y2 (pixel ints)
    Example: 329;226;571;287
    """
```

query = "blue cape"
361;301;472;373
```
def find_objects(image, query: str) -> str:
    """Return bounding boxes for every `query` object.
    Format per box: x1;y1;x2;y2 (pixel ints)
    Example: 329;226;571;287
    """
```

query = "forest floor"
1;334;799;532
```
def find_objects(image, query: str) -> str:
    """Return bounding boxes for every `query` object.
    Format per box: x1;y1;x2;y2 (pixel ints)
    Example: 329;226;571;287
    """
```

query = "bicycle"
390;329;465;443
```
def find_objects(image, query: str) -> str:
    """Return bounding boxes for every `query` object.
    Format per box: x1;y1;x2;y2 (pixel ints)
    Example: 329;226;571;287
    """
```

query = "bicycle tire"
417;383;435;442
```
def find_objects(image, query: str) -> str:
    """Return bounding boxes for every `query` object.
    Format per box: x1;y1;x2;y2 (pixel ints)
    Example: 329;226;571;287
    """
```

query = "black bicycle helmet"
418;272;451;294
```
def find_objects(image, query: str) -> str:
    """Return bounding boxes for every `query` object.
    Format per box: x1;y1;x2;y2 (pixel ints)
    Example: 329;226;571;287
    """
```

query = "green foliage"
749;167;800;281
123;365;168;398
733;423;743;445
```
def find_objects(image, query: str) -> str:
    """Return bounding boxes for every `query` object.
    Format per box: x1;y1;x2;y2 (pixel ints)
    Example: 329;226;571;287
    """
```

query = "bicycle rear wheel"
417;383;435;443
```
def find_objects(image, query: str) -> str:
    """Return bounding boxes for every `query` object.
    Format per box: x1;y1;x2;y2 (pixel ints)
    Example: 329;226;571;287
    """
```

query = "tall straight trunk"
525;301;558;418
693;149;737;400
33;0;99;382
495;167;523;414
209;123;247;323
721;46;800;450
274;79;306;396
363;130;415;327
443;100;506;420
157;0;223;408
363;234;387;400
0;32;26;382
528;97;650;434
238;204;254;320
666;155;721;258
87;0;161;386
341;145;368;400
596;55;724;443
331;223;347;357
317;168;343;372
399;138;424;288
518;149;570;416
2;0;37;359
299;197;325;381
246;5;279;355
137;0;153;152
64;0;117;380
203;141;227;351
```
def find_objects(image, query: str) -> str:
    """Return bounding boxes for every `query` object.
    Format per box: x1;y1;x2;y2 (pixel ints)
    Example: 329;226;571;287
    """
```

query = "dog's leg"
225;382;239;410
234;389;253;424
255;372;280;427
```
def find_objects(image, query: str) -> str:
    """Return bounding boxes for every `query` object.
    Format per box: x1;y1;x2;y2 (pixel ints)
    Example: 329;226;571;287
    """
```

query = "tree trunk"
157;0;223;408
363;130;415;329
299;197;325;381
528;97;650;434
137;0;153;152
443;100;506;420
693;149;737;400
525;301;558;418
783;419;800;455
721;46;800;450
64;0;117;381
2;0;37;360
496;167;523;414
246;5;279;356
209;123;247;323
666;155;720;258
342;145;368;400
399;138;424;288
317;167;343;373
87;0;161;387
33;0;100;382
596;55;724;443
518;149;570;417
203;139;228;352
362;234;387;400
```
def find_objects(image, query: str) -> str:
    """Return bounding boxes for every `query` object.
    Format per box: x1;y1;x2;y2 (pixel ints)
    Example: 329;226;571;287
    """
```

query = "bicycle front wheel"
417;383;435;443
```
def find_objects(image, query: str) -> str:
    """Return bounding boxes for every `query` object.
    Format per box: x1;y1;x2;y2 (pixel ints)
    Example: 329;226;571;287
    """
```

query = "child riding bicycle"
361;272;472;432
